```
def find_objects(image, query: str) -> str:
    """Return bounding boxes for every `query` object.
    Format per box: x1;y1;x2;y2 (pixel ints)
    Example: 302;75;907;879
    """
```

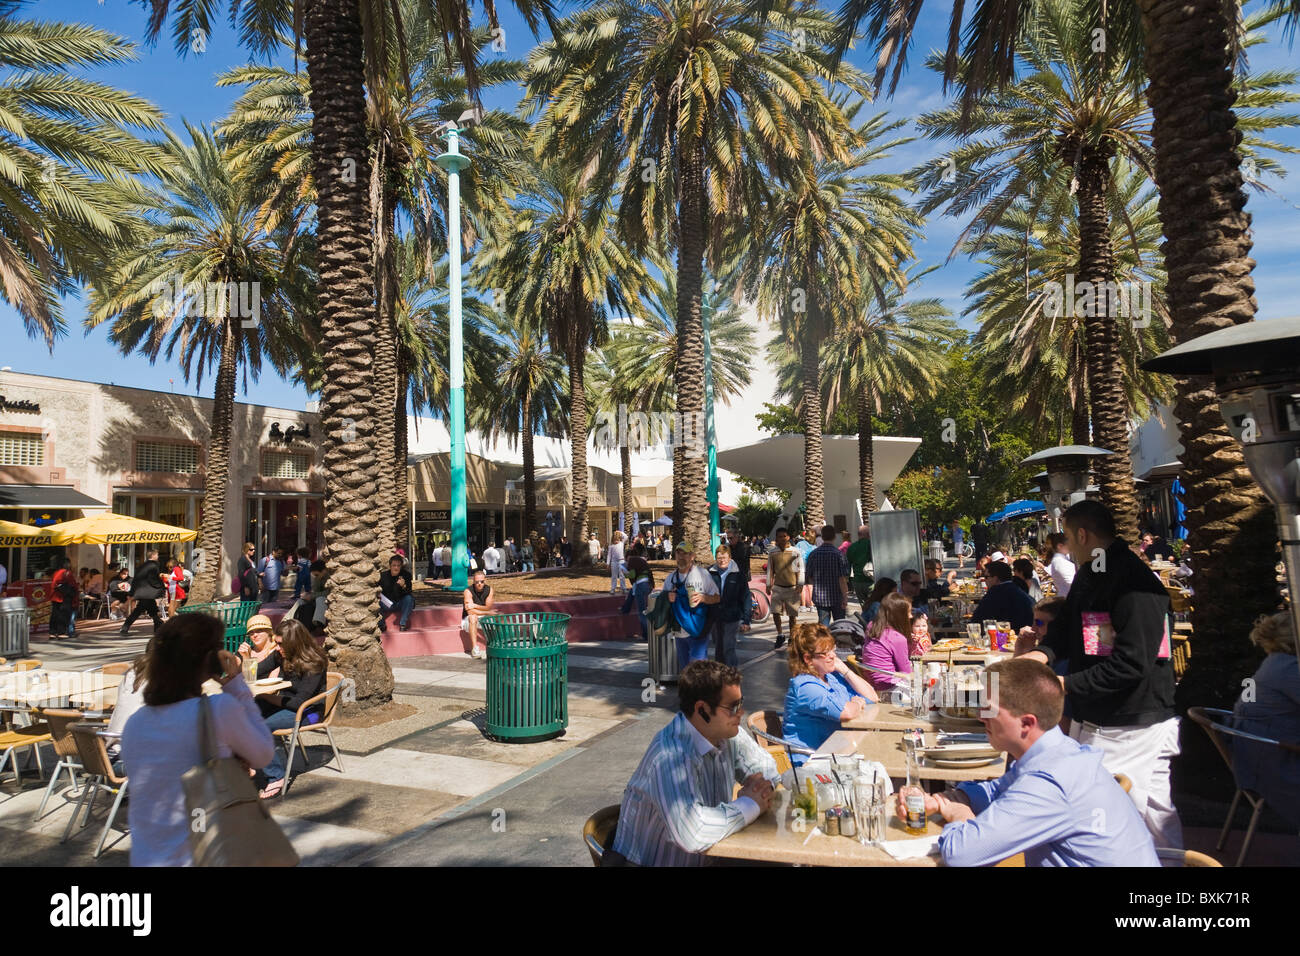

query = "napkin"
880;835;943;860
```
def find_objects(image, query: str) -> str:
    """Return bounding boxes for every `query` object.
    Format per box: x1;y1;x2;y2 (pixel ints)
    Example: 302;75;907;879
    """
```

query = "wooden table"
705;788;944;866
815;730;1007;782
921;648;1010;664
843;702;985;732
200;678;292;698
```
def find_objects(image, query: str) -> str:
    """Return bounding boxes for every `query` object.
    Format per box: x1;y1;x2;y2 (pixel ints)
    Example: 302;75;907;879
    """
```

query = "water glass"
966;622;983;647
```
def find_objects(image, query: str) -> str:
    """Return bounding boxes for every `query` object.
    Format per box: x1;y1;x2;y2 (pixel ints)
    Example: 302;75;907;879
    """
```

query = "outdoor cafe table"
0;670;123;710
814;729;1007;783
843;702;987;732
921;648;1011;665
200;678;293;698
705;787;944;866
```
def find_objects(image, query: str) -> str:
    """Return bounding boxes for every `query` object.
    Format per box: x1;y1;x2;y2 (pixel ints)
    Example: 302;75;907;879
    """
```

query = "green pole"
437;125;471;591
703;283;720;555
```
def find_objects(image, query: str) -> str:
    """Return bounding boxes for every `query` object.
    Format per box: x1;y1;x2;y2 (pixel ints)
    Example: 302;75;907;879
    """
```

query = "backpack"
647;587;673;636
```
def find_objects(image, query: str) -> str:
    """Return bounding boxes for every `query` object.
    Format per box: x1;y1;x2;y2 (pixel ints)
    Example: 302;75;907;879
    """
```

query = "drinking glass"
966;622;983;647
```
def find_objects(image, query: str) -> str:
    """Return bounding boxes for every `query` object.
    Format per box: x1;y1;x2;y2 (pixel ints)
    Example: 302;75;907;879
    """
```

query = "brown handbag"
182;694;300;867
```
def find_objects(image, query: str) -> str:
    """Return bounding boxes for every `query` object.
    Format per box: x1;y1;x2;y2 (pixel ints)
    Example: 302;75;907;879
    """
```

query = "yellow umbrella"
0;519;57;547
44;512;197;546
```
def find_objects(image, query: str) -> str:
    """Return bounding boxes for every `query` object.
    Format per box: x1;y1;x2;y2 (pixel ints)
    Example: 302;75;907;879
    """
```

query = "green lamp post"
436;123;471;591
703;282;720;555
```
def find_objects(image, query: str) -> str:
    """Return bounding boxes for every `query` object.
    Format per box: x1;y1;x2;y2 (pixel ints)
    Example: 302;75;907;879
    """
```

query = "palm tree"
603;268;756;536
910;1;1299;543
476;160;644;564
218;29;531;557
0;13;170;347
87;123;314;604
830;0;1300;715
525;0;863;552
965;166;1175;447
745;105;921;531
471;310;567;541
819;268;959;517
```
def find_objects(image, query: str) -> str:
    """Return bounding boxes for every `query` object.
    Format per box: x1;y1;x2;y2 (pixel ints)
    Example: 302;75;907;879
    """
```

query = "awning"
0;484;108;509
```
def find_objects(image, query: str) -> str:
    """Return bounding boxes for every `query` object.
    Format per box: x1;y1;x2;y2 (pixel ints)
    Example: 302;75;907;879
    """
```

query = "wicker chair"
583;805;621;866
62;723;128;858
1156;848;1222;867
1114;773;1132;793
33;709;85;821
271;671;345;795
0;722;52;786
13;660;41;671
1186;706;1300;867
99;662;133;676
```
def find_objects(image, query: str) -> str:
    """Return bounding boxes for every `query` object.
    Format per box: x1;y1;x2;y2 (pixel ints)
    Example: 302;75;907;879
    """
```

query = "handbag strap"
198;693;219;766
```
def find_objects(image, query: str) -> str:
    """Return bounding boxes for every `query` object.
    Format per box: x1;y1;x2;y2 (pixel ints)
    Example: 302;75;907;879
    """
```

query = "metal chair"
13;660;41;672
0;722;51;786
745;709;815;769
33;709;85;821
99;662;133;676
272;671;346;795
582;804;621;866
62;723;128;858
1186;705;1300;867
1114;773;1132;793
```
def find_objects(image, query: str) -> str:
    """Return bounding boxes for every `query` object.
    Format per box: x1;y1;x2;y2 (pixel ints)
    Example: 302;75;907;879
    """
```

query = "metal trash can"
0;596;30;658
928;540;946;563
481;612;569;743
647;590;678;684
177;600;262;653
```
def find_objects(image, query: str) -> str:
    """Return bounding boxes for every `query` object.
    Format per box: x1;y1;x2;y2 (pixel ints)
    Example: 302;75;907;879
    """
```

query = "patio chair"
33;709;85;821
1114;773;1132;793
14;660;41;671
62;723;128;858
1156;848;1222;867
583;805;620;866
1186;706;1300;867
745;709;815;769
0;721;52;786
272;671;345;795
99;662;133;676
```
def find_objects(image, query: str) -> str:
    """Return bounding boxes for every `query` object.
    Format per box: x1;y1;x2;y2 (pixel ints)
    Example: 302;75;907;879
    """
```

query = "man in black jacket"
970;561;1036;630
1021;500;1182;848
119;549;165;634
725;528;753;632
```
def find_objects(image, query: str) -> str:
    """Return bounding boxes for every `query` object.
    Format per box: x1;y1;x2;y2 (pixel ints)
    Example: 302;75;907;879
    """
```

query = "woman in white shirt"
121;614;274;866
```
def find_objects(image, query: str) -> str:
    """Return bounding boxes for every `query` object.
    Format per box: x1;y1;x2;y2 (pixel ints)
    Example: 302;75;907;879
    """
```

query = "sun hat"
247;614;273;633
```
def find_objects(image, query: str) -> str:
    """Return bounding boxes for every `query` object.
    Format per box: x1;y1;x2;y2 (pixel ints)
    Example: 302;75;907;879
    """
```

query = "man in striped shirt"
609;661;778;866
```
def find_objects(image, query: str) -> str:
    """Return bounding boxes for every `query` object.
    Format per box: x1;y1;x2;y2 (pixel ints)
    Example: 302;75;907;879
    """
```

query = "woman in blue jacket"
708;544;748;667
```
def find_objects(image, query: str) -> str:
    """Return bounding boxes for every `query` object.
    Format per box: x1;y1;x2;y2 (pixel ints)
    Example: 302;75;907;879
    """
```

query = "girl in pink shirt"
859;592;915;692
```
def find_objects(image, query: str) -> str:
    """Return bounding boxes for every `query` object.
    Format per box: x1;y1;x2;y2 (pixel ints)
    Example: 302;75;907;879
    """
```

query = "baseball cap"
990;551;1007;562
675;540;694;553
247;614;273;633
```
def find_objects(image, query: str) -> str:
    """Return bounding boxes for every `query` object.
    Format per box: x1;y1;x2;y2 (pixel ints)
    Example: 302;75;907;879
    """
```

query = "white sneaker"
471;646;484;659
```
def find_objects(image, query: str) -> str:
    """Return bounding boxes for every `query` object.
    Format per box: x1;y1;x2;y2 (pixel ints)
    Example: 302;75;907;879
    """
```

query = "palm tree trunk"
674;144;710;553
568;306;592;564
306;0;393;708
393;351;409;556
671;444;683;545
190;316;237;603
1139;0;1277;719
371;160;399;559
855;380;877;518
800;327;826;532
1070;363;1091;447
1076;146;1141;542
620;440;634;534
522;391;537;538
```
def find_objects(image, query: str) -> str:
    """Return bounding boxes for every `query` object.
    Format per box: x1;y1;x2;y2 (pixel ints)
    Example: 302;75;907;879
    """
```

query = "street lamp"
1022;445;1114;532
436;121;471;591
1141;316;1300;670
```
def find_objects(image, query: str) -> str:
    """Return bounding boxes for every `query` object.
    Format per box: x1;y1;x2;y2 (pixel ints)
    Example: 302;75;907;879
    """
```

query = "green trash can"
178;601;262;653
481;612;569;743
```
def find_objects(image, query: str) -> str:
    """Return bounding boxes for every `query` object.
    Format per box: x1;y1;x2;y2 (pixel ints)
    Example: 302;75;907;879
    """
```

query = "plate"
937;708;985;725
931;640;966;652
252;678;282;686
926;754;1002;769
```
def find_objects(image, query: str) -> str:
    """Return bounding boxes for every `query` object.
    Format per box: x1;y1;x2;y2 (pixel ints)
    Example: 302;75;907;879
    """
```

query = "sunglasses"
714;698;744;716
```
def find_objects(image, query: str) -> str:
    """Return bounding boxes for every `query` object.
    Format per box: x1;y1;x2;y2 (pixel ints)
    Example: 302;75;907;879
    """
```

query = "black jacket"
379;568;412;604
729;540;751;582
971;580;1035;630
1038;539;1173;727
257;650;326;718
708;564;749;624
130;561;166;600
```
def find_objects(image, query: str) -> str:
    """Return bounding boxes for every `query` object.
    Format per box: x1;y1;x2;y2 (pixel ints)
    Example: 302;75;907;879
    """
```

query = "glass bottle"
901;740;927;835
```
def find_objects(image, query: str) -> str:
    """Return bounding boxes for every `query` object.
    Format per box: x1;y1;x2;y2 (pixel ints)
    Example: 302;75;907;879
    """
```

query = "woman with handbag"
121;614;275;866
253;620;328;799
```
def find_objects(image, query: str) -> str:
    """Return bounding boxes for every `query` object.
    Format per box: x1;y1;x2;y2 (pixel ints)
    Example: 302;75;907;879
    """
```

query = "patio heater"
1141;317;1300;671
1022;445;1114;532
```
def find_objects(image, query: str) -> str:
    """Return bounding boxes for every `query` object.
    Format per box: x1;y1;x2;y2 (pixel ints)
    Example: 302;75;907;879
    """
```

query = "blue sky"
5;0;1299;416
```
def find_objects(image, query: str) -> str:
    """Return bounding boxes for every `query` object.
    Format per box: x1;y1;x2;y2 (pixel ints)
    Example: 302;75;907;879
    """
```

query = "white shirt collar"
682;713;722;757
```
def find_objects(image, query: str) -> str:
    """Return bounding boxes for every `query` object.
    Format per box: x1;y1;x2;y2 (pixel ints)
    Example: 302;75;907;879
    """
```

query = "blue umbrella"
987;500;1046;522
652;515;673;527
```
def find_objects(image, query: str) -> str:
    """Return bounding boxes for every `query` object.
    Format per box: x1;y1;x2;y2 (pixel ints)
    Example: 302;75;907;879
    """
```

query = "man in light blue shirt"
610;660;778;866
901;658;1159;867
